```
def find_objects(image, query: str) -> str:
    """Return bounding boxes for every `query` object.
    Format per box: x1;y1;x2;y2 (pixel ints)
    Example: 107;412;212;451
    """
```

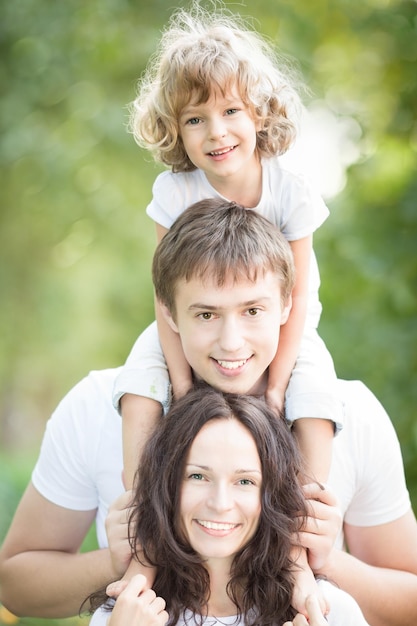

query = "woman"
88;386;369;626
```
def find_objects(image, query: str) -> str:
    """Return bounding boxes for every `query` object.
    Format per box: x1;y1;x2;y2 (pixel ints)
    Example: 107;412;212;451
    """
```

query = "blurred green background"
1;0;416;624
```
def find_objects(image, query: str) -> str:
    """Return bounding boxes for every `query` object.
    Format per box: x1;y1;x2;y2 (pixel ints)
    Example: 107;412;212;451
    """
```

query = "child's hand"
172;378;193;400
107;574;168;626
265;386;286;417
283;595;329;626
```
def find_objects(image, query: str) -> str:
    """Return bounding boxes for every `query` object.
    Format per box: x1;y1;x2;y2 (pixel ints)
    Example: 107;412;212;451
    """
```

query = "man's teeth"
217;359;247;370
198;520;237;530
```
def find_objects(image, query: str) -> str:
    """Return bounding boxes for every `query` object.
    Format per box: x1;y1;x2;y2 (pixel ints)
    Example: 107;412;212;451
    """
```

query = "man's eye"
247;308;259;316
199;312;212;320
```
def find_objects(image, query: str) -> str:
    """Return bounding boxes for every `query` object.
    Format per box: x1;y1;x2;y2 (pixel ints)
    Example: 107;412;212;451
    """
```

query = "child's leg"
291;546;329;617
285;328;344;483
286;329;341;614
107;558;156;599
113;321;169;488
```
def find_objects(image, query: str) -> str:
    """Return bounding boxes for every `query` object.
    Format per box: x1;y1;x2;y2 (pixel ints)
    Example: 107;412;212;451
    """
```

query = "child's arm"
266;235;311;412
155;223;193;400
266;235;334;484
155;298;193;399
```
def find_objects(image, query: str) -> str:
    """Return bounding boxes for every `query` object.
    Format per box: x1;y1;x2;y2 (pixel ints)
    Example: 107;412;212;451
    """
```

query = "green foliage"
1;1;416;624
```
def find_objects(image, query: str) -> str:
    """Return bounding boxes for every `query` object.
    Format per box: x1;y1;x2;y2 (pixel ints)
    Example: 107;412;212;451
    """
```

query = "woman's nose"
208;483;233;512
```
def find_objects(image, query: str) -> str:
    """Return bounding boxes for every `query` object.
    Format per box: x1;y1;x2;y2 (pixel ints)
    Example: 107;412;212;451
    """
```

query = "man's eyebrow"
188;298;272;311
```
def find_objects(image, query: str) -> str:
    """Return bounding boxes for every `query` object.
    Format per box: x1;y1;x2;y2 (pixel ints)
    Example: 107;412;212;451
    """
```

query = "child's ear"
159;302;179;333
254;112;264;133
280;295;292;325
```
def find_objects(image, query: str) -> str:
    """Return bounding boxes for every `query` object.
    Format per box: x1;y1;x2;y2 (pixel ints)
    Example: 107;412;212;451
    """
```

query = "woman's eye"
189;473;204;480
238;478;254;486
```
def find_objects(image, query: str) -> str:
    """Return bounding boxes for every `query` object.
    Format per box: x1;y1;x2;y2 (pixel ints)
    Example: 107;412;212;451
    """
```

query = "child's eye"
186;117;201;125
225;108;239;115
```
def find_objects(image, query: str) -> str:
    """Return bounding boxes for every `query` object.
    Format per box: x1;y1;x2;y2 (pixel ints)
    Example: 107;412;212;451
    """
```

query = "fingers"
282;595;329;626
108;575;169;626
106;579;129;598
107;489;134;520
304;594;329;624
300;483;342;538
302;483;338;507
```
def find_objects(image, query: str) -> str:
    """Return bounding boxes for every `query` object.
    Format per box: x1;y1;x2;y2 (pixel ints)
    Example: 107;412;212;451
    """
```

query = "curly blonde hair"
129;4;304;172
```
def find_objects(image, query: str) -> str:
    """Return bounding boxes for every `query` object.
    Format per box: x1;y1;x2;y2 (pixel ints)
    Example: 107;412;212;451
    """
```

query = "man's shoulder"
336;379;388;421
55;367;122;425
336;378;398;444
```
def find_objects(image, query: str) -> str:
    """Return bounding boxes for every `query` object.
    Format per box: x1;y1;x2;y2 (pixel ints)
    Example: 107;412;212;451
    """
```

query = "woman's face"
180;417;262;564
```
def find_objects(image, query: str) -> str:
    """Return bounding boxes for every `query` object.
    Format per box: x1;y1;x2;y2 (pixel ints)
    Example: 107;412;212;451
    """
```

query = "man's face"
162;271;291;396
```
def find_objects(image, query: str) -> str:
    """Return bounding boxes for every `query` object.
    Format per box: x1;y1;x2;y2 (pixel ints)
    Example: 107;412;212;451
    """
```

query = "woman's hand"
299;483;342;572
108;574;168;626
283;595;328;626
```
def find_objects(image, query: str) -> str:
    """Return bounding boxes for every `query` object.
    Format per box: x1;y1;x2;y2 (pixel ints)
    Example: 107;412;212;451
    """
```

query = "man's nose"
218;318;245;352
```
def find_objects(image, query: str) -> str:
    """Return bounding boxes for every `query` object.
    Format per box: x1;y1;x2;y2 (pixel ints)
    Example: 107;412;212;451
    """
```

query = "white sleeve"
89;605;111;626
32;377;101;510
285;328;344;431
32;369;120;511
146;170;190;229
112;321;171;414
335;380;411;527
269;162;329;241
318;579;370;625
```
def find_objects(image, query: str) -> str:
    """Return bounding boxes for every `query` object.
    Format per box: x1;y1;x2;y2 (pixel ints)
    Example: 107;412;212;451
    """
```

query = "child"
113;4;343;616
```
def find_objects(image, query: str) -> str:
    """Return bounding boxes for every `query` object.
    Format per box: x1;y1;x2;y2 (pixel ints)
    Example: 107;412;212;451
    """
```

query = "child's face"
179;85;262;188
162;270;291;396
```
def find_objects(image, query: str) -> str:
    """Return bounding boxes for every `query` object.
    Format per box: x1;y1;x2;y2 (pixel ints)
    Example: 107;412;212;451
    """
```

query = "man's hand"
108;574;168;626
299;483;342;572
283;595;329;626
105;490;135;580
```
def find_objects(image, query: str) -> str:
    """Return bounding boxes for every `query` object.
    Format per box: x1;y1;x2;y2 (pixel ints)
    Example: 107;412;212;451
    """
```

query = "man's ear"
159;301;179;333
280;294;292;325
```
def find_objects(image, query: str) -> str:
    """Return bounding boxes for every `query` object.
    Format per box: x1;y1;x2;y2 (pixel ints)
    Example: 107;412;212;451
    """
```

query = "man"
1;200;417;626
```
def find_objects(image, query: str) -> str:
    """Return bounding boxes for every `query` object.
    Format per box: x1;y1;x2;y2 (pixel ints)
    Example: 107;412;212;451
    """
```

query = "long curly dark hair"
87;384;308;624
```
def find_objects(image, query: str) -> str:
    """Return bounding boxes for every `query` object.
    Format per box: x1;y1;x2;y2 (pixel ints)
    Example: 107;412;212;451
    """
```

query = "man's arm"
318;511;417;626
0;482;122;618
